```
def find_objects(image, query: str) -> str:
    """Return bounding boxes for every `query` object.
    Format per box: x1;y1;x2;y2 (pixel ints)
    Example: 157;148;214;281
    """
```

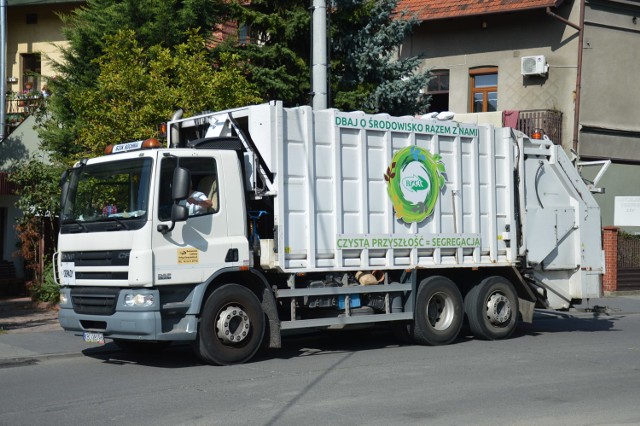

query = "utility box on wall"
521;55;548;76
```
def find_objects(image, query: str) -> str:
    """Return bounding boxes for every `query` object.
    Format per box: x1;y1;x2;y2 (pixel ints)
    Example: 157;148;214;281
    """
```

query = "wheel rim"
426;291;455;331
216;305;251;344
485;292;512;327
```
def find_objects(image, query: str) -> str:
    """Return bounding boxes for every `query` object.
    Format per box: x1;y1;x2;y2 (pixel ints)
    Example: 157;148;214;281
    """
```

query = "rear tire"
411;276;464;346
464;276;518;340
195;284;264;365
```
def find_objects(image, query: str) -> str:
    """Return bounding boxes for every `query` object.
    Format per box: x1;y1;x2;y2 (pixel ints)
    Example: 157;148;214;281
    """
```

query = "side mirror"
172;167;190;201
157;168;190;235
171;203;188;223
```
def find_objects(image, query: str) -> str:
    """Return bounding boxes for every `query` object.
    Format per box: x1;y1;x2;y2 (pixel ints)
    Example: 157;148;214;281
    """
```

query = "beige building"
1;0;83;285
6;0;80;96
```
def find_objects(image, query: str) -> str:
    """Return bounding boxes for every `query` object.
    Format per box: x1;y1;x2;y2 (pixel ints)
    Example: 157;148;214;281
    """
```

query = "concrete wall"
0;116;43;275
582;162;640;233
581;0;640;132
578;0;640;162
0;115;48;170
401;3;581;152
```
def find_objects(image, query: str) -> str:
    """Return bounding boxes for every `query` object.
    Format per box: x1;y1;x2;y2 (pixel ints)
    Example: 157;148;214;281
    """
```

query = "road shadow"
81;328;412;368
80;311;620;368
82;342;202;368
514;310;619;337
258;327;410;361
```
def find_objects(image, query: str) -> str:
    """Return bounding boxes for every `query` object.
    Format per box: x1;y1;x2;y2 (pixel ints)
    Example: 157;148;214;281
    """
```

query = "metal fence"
517;110;563;146
617;234;640;290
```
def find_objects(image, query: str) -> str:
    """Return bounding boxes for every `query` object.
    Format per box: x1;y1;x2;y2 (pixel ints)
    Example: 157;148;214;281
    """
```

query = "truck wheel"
411;276;464;346
464;276;518;340
195;284;265;365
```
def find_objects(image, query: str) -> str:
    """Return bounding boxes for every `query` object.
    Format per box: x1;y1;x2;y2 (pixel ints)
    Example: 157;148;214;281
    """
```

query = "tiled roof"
397;0;564;21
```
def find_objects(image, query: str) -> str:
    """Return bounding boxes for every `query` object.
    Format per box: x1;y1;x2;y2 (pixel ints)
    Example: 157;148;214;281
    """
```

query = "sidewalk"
1;293;640;365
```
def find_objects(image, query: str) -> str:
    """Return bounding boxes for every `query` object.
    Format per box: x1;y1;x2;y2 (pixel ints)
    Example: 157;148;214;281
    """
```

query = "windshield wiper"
61;218;88;233
104;216;129;230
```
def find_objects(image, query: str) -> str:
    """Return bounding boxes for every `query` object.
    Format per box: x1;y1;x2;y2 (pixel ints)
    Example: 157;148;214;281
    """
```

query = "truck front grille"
61;250;130;282
61;250;131;266
75;272;128;280
71;287;120;315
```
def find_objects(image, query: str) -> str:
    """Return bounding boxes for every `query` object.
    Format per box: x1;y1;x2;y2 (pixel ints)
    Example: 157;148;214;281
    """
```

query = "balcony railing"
3;94;45;137
516;109;563;146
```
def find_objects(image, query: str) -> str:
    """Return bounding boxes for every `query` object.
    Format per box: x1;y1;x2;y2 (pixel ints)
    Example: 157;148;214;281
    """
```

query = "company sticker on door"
384;146;446;223
177;248;199;264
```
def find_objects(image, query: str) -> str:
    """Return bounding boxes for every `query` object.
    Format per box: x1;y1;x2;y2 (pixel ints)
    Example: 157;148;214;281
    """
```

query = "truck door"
152;154;236;285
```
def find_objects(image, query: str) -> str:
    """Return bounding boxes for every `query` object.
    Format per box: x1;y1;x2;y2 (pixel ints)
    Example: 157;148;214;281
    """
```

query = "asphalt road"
1;310;639;426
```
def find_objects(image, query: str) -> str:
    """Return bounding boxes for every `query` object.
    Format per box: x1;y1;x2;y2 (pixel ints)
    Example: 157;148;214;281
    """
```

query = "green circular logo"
384;146;446;223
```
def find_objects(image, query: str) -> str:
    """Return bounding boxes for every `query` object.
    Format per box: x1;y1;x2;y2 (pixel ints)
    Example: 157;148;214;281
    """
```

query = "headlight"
59;292;68;305
124;293;155;307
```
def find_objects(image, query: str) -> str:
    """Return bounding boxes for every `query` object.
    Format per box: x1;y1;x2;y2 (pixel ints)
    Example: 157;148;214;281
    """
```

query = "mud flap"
519;298;535;323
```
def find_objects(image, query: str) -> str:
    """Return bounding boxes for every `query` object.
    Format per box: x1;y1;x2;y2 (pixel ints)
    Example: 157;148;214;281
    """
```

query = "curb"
0;351;85;367
0;347;121;367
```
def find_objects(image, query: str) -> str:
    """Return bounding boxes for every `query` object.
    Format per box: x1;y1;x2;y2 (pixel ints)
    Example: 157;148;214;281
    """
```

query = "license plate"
83;332;105;344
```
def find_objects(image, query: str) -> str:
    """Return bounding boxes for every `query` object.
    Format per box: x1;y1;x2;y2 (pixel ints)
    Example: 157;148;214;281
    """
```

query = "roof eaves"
398;0;565;23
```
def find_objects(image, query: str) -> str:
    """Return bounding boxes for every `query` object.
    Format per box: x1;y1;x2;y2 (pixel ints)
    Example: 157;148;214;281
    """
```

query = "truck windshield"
61;158;152;227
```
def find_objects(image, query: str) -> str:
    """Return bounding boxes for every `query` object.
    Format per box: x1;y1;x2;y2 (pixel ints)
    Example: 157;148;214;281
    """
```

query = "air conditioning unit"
521;55;549;76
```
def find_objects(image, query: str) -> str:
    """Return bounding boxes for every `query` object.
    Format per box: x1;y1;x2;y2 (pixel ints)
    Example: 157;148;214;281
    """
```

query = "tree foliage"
216;0;312;106
331;0;431;115
39;0;235;162
8;156;65;291
65;30;260;160
219;0;430;115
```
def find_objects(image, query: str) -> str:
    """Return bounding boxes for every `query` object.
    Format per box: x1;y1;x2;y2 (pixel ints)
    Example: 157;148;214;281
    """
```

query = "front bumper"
58;287;198;341
58;307;162;339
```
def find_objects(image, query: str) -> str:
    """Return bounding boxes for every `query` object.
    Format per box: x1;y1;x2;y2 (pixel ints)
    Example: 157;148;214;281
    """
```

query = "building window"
426;70;449;112
26;13;38;25
21;53;41;92
469;67;498;112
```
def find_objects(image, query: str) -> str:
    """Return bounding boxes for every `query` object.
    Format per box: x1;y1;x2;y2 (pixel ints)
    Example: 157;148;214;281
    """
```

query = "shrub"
28;262;60;304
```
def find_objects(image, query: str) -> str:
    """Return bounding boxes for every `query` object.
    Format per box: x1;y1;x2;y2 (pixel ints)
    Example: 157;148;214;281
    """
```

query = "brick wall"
602;227;618;293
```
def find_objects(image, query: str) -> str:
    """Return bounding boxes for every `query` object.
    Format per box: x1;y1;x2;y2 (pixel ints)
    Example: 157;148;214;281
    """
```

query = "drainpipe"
0;0;6;143
546;0;585;153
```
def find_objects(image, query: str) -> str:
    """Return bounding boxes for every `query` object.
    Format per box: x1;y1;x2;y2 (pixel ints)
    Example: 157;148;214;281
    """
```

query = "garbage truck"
55;101;604;365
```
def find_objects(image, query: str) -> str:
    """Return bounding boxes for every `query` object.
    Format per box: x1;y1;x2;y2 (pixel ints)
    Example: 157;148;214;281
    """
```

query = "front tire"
464;276;518;340
195;284;265;365
411;276;464;346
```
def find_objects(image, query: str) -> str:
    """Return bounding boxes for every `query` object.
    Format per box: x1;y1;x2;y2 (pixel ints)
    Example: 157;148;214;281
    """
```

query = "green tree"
66;30;261;159
40;0;233;160
331;0;430;115
216;0;311;106
219;0;429;115
8;156;65;300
